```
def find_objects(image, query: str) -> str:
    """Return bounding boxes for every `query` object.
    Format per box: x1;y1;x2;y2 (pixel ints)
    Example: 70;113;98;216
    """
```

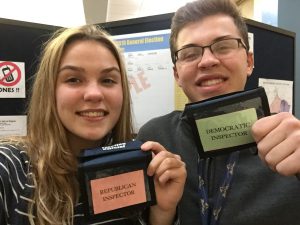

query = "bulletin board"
0;14;295;134
0;18;58;135
0;18;59;114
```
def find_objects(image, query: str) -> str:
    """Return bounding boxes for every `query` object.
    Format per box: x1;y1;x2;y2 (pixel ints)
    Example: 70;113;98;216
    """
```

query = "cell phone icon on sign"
2;66;14;82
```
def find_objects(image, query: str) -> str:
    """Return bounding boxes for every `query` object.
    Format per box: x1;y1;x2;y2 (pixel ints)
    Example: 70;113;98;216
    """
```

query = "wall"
253;0;278;26
278;0;300;117
0;0;297;117
83;0;108;24
0;0;85;27
239;0;254;19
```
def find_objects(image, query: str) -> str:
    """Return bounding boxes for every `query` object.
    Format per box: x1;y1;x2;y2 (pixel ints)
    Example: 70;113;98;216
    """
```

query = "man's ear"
246;52;254;77
173;65;182;87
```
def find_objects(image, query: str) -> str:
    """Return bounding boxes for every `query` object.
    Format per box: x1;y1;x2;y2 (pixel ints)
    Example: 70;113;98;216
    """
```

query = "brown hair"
170;0;249;64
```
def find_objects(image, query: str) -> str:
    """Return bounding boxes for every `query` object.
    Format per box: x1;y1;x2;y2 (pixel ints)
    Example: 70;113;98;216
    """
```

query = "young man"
137;0;300;224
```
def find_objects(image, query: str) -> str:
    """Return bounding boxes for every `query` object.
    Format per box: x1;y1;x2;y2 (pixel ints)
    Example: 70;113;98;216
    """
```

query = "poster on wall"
248;32;254;69
0;60;27;136
0;61;26;98
114;30;174;132
258;78;293;114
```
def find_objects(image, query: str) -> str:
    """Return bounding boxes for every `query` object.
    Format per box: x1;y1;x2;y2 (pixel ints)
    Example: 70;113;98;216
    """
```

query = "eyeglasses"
174;38;247;64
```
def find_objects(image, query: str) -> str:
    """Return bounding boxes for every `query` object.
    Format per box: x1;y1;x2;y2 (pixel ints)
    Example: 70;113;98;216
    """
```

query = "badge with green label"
185;87;270;157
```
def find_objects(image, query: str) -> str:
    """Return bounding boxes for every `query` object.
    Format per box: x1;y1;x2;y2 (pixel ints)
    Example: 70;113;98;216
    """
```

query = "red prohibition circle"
0;61;22;87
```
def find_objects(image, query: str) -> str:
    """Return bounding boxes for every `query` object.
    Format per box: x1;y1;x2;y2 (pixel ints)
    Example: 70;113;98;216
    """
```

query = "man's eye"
214;43;233;53
182;52;200;61
179;47;202;61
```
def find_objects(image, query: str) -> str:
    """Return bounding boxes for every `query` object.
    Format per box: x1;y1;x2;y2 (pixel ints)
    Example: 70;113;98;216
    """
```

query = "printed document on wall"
114;30;174;132
259;78;293;114
0;115;27;136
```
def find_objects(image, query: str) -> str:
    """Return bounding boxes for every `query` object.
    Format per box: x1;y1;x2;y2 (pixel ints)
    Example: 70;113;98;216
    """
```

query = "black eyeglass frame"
174;38;248;63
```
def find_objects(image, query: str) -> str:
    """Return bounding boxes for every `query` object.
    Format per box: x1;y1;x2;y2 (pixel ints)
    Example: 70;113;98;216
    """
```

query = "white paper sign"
0;61;26;98
0;115;27;136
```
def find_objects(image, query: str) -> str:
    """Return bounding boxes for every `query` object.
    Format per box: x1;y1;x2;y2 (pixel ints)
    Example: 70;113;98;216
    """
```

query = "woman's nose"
83;82;104;102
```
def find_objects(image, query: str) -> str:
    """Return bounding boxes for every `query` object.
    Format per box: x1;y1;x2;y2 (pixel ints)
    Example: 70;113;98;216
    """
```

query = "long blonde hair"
24;25;133;224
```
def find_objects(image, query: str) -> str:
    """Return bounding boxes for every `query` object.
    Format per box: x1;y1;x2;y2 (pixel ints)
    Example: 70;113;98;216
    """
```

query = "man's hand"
141;141;187;225
252;112;300;176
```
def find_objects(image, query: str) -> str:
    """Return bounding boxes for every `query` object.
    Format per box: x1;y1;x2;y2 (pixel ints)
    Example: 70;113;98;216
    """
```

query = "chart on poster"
259;78;293;114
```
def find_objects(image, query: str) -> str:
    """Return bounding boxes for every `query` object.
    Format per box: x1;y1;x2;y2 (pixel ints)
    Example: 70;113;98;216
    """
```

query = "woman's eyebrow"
101;66;120;74
58;65;84;73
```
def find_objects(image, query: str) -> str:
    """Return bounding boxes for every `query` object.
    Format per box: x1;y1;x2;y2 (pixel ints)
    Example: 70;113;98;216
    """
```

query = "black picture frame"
77;141;156;223
184;87;270;158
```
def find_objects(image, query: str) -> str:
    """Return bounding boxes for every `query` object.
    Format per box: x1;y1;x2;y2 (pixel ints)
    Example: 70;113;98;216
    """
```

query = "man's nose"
198;47;219;67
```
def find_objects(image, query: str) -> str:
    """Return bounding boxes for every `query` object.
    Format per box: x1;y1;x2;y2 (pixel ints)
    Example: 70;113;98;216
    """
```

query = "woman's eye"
66;77;80;83
103;78;116;84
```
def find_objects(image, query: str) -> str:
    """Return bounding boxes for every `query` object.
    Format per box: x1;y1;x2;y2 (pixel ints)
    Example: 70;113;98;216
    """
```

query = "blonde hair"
23;25;133;224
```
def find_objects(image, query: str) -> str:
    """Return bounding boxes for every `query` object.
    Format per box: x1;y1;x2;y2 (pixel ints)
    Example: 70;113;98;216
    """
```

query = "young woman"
0;25;186;225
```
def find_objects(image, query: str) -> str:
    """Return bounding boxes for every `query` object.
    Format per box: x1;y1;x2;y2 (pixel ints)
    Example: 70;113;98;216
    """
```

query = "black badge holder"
78;140;156;223
185;87;270;158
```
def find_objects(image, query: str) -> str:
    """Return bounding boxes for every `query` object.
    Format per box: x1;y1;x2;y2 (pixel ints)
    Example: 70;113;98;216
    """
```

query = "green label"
196;108;257;152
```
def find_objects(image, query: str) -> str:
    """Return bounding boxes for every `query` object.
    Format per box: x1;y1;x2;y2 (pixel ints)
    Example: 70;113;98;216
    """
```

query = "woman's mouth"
78;111;106;117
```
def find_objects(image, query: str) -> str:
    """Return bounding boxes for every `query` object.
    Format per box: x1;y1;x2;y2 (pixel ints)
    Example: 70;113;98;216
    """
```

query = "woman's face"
56;40;123;152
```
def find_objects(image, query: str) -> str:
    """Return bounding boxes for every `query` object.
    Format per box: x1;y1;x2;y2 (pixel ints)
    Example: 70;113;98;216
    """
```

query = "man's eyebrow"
178;35;236;49
178;43;200;50
213;35;235;42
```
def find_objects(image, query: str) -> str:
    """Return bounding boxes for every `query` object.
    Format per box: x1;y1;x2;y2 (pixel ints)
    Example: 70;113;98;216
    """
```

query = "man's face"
173;14;254;103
